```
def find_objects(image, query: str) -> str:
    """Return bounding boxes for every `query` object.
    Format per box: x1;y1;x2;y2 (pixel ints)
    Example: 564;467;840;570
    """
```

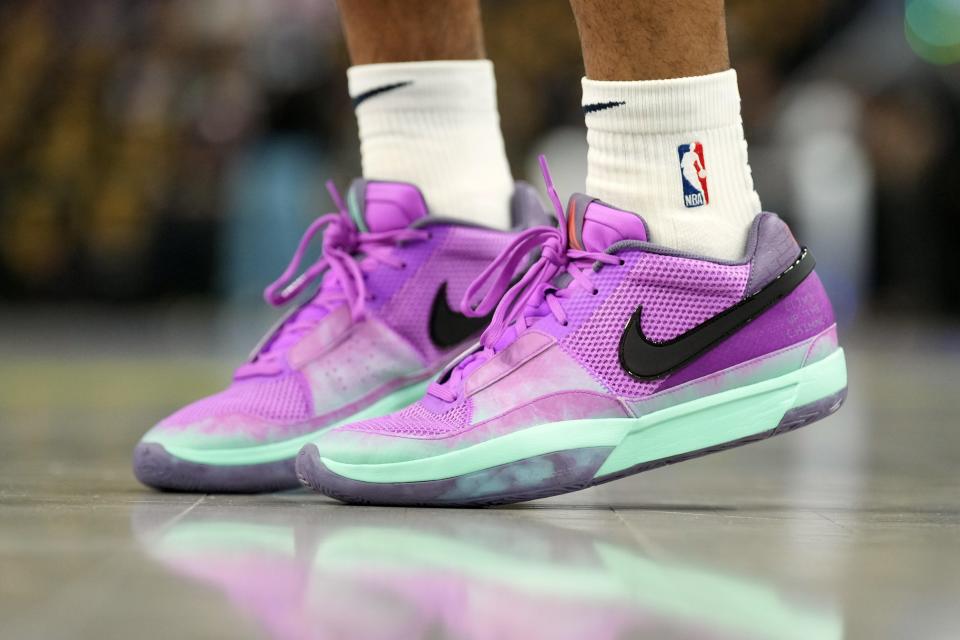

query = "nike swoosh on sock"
581;100;626;114
351;81;413;109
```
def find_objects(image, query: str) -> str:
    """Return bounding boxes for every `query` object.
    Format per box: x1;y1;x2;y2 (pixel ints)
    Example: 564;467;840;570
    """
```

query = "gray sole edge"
133;442;299;493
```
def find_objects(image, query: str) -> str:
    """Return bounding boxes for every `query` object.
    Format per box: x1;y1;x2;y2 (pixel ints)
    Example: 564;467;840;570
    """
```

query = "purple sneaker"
297;158;848;506
134;179;546;492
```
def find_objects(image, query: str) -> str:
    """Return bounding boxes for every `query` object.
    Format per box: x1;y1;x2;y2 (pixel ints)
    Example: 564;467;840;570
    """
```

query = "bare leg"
337;0;484;64
569;0;729;80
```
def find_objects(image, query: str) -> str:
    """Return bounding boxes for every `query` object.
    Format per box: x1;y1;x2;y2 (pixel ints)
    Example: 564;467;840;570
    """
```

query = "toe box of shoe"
310;401;472;465
140;374;315;451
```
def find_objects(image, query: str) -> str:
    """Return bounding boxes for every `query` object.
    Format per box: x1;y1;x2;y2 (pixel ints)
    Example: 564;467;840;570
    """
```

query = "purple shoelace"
428;157;621;403
236;181;429;378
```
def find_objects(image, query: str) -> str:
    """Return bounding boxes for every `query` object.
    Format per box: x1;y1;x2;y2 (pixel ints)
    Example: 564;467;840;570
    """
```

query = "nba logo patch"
678;142;709;208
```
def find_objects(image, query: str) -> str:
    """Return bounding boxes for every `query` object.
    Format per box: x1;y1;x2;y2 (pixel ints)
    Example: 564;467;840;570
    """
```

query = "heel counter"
803;323;840;367
744;213;801;295
803;269;837;329
661;268;838;390
743;214;838;332
793;269;839;366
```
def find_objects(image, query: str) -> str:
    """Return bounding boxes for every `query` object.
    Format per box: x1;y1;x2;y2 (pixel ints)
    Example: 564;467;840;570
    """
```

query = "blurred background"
1;0;959;320
3;3;960;637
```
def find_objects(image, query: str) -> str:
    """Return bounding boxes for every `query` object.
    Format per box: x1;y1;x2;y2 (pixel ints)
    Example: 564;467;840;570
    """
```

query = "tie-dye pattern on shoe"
297;157;847;506
133;179;547;492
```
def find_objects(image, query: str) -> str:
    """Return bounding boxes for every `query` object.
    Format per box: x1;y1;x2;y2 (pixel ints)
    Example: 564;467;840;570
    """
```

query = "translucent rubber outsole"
297;349;847;507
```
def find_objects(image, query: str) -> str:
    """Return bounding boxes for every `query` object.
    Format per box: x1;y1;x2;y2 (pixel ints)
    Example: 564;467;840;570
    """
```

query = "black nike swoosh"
619;248;816;380
429;282;494;349
351;81;412;108
582;100;626;114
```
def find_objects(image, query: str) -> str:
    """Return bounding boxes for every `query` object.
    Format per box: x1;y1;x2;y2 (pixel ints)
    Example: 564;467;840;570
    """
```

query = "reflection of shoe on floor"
131;504;839;640
311;515;840;640
134;179;545;492
132;507;314;640
300;160;847;506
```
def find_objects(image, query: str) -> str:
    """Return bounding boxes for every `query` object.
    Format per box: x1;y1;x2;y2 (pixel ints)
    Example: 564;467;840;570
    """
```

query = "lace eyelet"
618;259;626;266
400;262;407;270
591;288;599;296
561;321;569;327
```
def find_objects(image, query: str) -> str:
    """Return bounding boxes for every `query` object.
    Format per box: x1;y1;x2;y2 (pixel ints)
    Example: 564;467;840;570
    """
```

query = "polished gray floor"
1;310;958;639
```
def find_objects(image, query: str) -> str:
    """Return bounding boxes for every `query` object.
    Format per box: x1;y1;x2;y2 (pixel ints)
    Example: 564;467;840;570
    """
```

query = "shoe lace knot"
236;181;429;378
428;156;620;402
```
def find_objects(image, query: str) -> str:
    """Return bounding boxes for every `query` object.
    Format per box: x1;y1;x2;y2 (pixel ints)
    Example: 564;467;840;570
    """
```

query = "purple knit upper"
336;169;836;443
561;251;749;397
153;179;514;439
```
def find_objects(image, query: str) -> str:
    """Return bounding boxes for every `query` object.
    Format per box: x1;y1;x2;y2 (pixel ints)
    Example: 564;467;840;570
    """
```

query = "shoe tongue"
566;194;649;252
346;179;429;232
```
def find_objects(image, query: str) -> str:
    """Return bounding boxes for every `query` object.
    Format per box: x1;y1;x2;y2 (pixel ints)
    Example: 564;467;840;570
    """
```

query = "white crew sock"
582;69;762;259
348;60;513;229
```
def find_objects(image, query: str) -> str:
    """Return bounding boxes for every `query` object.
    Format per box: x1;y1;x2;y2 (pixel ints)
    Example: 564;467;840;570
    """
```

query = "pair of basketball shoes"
134;158;847;506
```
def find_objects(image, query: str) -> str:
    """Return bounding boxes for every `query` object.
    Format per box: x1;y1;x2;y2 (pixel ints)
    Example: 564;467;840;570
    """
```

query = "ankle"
582;69;761;259
349;60;514;228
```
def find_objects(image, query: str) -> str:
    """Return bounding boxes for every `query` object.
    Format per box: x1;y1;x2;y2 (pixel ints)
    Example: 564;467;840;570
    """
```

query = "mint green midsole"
320;348;847;484
148;378;431;466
